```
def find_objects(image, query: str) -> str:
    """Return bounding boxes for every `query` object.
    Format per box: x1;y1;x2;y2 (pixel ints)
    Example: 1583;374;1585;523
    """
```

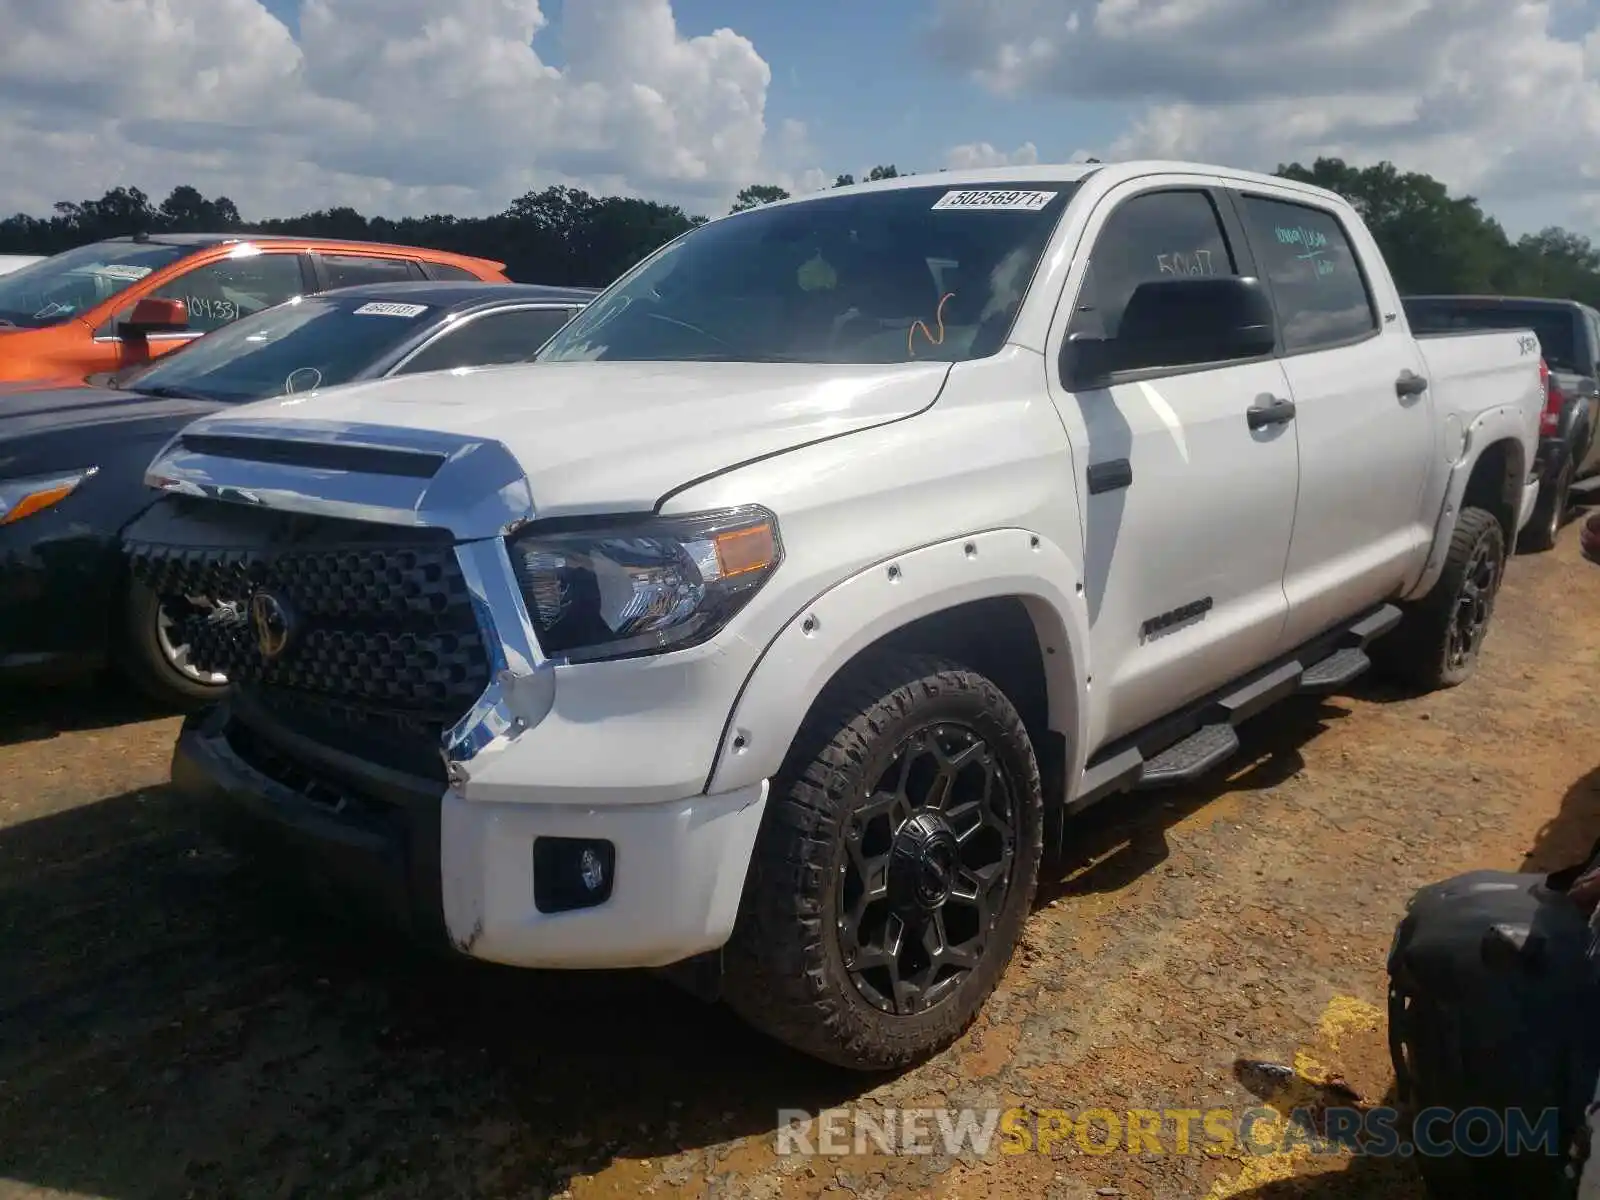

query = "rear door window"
1239;196;1378;354
395;307;576;375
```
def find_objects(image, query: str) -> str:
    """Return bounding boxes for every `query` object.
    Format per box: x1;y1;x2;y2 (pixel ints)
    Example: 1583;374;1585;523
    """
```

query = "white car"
0;254;43;276
128;160;1544;1071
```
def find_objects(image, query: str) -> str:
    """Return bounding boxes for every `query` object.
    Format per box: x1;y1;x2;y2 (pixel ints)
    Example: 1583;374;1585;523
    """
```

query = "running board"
1136;723;1240;788
1299;647;1371;693
1070;603;1402;809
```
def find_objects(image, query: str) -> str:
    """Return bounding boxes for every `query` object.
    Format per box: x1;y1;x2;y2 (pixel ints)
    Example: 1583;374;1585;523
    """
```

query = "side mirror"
120;297;189;337
1062;275;1277;388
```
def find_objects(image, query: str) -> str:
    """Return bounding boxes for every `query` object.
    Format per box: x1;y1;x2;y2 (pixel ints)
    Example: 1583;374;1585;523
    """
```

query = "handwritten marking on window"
1157;249;1215;277
908;292;955;358
184;296;238;323
1275;225;1337;278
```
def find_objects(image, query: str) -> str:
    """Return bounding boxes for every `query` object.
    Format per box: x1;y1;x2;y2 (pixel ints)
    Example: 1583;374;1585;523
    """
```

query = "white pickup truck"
126;160;1544;1072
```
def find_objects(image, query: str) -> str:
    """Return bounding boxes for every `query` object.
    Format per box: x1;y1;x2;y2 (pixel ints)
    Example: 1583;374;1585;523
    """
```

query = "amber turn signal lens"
714;522;777;578
0;482;77;526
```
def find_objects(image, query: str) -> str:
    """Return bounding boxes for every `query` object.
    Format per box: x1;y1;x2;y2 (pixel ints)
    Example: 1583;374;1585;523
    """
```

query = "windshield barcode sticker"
95;264;154;281
932;189;1058;212
352;301;429;318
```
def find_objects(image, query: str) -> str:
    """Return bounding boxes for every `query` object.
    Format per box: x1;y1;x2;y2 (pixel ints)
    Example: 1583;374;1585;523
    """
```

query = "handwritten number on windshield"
908;292;956;359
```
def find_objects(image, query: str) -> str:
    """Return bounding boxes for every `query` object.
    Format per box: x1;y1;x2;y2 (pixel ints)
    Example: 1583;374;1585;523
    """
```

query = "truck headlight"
0;467;97;526
507;506;782;663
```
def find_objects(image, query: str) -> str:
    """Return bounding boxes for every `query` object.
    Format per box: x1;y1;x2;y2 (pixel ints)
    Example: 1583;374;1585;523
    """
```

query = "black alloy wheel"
1446;533;1500;675
837;723;1017;1016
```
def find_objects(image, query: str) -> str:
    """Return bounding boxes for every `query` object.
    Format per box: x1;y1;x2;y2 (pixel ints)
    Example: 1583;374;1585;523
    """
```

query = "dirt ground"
2;526;1598;1200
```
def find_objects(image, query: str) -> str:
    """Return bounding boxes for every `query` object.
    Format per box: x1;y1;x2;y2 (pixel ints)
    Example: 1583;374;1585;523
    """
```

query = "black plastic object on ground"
1387;861;1600;1198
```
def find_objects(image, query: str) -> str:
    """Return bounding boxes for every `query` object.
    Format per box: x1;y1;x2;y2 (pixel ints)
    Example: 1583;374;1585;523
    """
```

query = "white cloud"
0;0;819;220
944;141;1041;170
927;0;1600;234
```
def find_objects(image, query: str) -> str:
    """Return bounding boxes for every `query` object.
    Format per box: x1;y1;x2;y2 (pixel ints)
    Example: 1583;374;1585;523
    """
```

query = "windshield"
0;241;190;329
1404;300;1579;370
537;182;1079;365
125;294;437;403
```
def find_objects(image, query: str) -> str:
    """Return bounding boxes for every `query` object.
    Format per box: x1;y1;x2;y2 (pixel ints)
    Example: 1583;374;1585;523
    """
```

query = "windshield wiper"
130;384;211;401
668;352;814;363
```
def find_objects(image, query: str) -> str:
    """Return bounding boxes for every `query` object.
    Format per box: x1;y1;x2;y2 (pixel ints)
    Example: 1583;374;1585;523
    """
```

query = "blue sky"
616;0;1129;179
260;0;1127;182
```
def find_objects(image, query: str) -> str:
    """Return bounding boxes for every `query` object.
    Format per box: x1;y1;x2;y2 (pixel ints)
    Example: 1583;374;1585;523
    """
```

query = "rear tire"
721;653;1044;1071
1520;460;1571;553
117;579;232;710
1374;506;1506;692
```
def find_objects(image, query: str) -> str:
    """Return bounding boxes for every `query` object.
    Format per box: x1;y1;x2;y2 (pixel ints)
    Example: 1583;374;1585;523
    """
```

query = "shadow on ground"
0;786;862;1199
1040;693;1358;902
0;672;173;748
1521;763;1600;876
1217;1077;1427;1199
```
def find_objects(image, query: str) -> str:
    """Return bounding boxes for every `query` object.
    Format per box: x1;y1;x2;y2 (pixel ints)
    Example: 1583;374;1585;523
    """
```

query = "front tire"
118;579;232;710
1375;506;1506;692
721;654;1044;1071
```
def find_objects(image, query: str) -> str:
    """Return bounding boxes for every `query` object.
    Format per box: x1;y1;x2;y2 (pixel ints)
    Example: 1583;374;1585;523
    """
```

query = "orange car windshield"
0;242;190;329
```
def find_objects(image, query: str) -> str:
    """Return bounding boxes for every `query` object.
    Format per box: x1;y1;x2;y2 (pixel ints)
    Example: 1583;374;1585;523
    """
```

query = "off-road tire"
1374;506;1506;692
1520;460;1571;554
721;653;1044;1071
117;578;231;710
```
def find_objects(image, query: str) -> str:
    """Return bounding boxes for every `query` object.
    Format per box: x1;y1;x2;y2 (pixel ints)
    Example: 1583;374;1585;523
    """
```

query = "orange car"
0;233;508;384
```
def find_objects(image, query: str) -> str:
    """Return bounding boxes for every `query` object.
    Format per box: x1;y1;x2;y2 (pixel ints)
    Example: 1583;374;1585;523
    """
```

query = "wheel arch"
705;528;1091;826
1402;422;1527;601
1461;436;1524;551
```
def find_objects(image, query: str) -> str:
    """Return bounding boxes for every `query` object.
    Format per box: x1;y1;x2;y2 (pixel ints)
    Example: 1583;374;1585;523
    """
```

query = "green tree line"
4;158;1600;304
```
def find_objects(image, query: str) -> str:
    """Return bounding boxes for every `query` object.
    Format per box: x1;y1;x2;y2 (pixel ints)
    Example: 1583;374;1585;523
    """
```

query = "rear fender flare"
1402;407;1528;601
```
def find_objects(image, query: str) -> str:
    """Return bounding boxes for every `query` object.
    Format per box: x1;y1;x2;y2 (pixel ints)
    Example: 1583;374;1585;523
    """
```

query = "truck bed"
1413;328;1543;432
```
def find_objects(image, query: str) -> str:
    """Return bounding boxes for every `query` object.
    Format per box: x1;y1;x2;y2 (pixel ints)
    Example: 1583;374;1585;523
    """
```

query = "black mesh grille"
123;500;491;723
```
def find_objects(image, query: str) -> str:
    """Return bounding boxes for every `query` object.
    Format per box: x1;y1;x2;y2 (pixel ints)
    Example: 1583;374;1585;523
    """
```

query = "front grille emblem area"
249;591;296;661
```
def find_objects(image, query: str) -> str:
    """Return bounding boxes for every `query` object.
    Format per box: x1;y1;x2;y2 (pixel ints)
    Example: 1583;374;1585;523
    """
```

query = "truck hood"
176;359;953;516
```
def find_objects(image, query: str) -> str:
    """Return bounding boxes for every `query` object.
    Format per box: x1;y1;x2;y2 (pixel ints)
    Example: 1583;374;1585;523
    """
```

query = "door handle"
1246;395;1296;429
1396;370;1429;397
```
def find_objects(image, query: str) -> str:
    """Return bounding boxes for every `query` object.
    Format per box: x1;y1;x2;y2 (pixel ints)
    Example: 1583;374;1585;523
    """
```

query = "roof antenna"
132;229;150;243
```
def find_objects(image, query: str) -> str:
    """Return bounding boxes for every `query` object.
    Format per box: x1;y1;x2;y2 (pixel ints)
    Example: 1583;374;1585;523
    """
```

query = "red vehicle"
0;233;508;385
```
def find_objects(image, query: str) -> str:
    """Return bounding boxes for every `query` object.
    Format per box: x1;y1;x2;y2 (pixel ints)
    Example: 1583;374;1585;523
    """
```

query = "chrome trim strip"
442;538;555;785
143;419;536;539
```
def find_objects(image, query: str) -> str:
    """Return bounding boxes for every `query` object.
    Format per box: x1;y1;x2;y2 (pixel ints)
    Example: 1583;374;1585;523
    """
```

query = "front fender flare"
705;527;1092;798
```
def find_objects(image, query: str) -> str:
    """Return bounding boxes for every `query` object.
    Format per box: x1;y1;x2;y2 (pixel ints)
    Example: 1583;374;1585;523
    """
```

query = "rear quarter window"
1240;196;1378;354
318;254;422;288
425;263;483;281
